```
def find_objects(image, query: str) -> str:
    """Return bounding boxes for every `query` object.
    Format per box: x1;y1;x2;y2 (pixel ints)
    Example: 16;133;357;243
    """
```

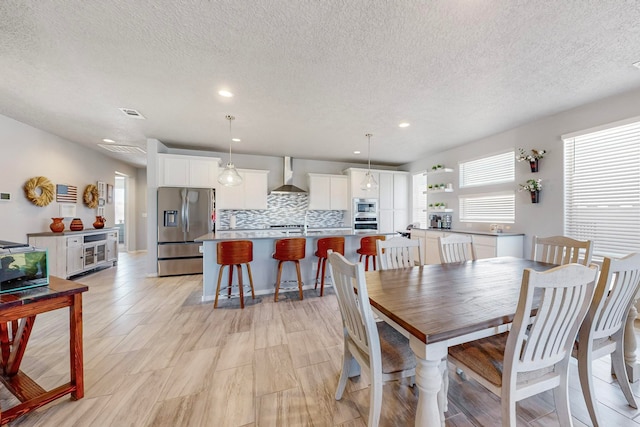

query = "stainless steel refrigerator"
157;187;214;276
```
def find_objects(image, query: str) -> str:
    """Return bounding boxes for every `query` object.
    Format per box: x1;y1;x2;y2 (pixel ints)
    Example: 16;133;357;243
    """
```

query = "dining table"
364;256;556;427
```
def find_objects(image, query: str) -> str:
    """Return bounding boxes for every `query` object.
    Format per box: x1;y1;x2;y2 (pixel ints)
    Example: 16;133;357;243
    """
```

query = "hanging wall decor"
24;176;55;207
83;184;99;208
519;178;543;203
56;184;77;203
516;148;546;172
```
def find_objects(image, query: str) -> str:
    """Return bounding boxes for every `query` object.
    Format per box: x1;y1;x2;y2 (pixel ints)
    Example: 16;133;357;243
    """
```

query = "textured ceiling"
1;1;640;168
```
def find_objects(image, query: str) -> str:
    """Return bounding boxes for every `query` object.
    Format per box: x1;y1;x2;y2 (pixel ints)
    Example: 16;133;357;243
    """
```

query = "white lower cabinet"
66;236;84;276
28;228;119;279
410;229;523;265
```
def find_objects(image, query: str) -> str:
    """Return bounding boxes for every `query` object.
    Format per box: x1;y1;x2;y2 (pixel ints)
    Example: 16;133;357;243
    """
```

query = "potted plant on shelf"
516;148;546;172
519;178;542;203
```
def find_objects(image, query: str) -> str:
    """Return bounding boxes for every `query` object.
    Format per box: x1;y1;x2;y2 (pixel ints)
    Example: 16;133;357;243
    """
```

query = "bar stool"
215;240;255;309
356;235;386;271
314;236;345;296
272;238;306;302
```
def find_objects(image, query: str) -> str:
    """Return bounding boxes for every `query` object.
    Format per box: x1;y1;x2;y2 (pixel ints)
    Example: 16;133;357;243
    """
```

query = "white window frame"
563;116;640;259
459;191;515;223
457;150;515;223
459;150;515;188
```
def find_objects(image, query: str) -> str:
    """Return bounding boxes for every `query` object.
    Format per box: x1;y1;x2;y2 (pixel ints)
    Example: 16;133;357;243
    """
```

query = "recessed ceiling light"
633;61;640;69
102;138;115;143
218;90;234;97
399;122;410;128
232;138;241;142
353;150;361;154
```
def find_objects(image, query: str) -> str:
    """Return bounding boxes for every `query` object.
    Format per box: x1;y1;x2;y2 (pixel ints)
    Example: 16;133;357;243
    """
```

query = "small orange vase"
70;218;84;231
50;217;65;233
93;216;105;229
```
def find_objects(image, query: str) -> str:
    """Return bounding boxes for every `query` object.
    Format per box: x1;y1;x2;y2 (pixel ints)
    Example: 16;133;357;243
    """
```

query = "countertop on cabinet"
27;227;119;237
411;228;524;237
195;228;387;241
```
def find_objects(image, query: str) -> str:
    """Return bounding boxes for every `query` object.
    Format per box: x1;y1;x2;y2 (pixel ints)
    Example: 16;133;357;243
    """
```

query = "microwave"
354;198;378;214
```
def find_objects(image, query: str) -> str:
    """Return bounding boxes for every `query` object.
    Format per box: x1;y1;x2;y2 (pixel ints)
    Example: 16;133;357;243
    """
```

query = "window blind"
459;192;515;223
564;120;640;258
459;151;515;188
412;172;427;228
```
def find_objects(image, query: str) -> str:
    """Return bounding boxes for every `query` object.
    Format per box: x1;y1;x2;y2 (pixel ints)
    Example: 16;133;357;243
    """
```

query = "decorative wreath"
24;176;54;207
83;184;99;208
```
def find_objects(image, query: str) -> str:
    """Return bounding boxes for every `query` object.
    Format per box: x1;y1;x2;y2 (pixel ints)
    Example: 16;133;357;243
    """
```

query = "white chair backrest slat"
376;237;422;270
532;235;593;266
506;263;597;372
589;253;640;340
327;251;380;361
438;234;476;263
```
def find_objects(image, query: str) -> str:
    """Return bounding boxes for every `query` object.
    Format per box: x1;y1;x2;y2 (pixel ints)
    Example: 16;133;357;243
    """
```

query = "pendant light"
360;133;378;191
217;115;243;187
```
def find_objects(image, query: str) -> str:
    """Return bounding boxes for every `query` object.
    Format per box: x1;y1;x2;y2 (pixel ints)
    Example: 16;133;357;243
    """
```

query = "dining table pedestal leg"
624;299;640;381
411;338;447;427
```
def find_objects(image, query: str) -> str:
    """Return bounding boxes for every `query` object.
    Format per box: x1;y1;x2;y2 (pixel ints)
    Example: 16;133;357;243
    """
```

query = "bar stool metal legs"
214;240;255;309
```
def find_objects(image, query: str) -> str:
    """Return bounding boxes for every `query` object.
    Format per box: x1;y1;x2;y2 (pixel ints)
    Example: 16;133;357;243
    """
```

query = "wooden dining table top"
364;256;556;345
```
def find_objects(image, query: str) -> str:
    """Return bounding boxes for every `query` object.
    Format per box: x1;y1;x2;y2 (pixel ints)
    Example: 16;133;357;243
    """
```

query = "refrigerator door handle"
185;196;190;233
181;190;188;233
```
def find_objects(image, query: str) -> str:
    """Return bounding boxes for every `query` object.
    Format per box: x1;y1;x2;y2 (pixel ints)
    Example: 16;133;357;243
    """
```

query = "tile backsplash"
217;193;345;229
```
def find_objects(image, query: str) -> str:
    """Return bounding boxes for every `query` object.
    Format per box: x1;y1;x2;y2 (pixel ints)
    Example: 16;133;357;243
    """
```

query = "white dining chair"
448;263;597;426
574;253;640;427
438;234;476;263
531;235;593;266
376;236;422;270
327;251;416;427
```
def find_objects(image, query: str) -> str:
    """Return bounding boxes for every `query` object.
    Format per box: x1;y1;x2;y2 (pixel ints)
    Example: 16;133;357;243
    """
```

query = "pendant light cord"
226;115;235;163
366;133;372;173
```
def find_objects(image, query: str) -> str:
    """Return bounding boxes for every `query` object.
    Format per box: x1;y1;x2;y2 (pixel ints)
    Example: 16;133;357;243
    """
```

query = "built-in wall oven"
353;198;378;233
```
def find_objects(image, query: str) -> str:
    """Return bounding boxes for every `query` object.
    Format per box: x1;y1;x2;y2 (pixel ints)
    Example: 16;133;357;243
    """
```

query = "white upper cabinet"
379;172;394;210
347;169;380;199
308;174;348;210
393;173;409;210
216;169;269;210
158;154;220;188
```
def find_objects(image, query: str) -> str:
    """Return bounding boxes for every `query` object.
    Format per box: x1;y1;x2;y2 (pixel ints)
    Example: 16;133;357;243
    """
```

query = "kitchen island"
195;229;395;302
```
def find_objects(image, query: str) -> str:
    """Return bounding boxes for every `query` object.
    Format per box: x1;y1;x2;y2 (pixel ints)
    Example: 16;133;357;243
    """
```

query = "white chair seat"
449;332;555;389
376;322;416;374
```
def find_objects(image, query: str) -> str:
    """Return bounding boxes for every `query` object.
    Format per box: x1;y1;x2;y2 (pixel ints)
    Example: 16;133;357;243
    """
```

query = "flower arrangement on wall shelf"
516;148;546;172
519;178;542;203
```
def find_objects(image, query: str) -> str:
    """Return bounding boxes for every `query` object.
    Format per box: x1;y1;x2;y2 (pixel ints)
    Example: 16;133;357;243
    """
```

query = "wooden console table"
0;276;87;425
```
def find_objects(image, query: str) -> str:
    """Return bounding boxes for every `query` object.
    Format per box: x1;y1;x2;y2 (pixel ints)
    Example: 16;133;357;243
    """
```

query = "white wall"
403;86;640;257
0;114;139;245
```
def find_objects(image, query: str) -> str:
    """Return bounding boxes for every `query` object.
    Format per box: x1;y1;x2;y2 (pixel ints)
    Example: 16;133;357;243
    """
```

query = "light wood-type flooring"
4;252;640;426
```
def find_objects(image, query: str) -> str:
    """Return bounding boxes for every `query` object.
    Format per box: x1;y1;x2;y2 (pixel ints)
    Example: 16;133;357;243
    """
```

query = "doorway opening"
114;174;127;251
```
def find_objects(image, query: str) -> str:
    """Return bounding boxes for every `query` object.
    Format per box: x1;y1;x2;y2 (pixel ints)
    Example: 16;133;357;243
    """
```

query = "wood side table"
0;276;87;425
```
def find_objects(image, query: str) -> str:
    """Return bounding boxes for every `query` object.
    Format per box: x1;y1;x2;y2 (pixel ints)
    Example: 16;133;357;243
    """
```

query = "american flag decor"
56;184;77;203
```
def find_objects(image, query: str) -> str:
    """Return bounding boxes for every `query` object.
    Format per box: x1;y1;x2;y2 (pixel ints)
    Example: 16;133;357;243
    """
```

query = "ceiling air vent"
98;144;146;154
118;108;146;119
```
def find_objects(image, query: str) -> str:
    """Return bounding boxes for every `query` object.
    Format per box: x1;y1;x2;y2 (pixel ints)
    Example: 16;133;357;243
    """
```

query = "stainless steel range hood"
271;156;306;194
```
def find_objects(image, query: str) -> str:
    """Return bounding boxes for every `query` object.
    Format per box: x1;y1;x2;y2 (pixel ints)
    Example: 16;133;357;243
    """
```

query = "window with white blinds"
412;172;427;228
459;151;515;188
563;119;640;258
459;192;515;223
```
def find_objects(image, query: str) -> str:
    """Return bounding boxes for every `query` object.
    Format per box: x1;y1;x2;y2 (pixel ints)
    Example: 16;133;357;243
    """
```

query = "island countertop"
195;228;380;241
